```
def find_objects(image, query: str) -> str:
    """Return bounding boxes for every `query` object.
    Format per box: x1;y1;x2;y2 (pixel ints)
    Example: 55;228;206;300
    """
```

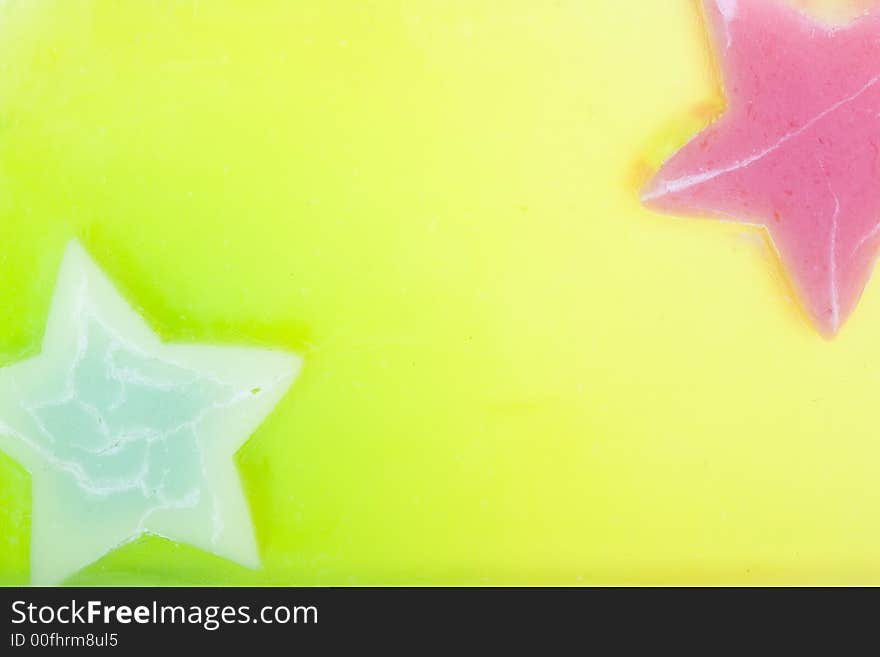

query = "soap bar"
643;0;880;336
0;242;301;584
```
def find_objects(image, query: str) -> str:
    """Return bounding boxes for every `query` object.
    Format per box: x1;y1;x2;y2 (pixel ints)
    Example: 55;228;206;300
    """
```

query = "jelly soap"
643;0;880;336
0;241;302;584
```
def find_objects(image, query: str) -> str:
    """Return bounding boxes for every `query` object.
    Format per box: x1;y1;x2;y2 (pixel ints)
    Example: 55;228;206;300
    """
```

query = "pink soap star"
642;0;880;337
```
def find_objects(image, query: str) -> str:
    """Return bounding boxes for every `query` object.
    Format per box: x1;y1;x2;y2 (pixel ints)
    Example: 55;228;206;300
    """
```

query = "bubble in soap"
0;241;302;584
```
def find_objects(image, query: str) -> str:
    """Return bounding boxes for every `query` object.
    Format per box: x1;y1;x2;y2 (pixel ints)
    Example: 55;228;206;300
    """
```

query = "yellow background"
0;0;879;585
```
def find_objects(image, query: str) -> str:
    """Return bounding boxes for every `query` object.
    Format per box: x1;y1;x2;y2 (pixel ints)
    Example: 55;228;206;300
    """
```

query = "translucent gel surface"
0;242;300;583
2;1;880;586
644;0;880;336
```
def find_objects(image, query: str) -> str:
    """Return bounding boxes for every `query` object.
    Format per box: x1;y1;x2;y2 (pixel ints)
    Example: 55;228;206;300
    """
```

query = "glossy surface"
644;0;880;336
0;242;299;583
0;0;880;586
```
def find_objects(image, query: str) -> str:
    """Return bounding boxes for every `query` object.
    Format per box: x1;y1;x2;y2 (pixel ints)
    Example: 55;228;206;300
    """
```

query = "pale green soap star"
0;241;302;584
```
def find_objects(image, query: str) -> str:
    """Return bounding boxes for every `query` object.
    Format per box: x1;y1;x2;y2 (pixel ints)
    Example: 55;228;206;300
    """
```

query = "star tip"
814;318;842;340
270;345;304;372
639;182;665;208
63;235;87;254
52;239;110;304
59;237;94;271
281;351;305;383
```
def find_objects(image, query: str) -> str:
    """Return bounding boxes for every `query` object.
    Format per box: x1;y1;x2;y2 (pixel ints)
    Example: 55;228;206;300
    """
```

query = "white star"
0;241;302;584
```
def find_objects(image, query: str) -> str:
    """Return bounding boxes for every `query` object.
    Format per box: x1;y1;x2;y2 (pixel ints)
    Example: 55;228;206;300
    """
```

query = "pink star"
642;0;880;337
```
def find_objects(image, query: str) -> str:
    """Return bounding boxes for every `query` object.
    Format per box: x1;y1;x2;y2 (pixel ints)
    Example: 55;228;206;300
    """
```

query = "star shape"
642;0;880;336
0;241;302;584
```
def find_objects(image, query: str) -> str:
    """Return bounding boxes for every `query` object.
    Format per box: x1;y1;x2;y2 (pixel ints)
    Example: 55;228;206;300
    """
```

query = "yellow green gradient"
1;0;880;586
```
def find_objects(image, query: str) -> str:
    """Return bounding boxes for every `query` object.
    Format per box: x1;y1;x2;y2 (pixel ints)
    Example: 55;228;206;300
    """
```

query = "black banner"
0;586;859;650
